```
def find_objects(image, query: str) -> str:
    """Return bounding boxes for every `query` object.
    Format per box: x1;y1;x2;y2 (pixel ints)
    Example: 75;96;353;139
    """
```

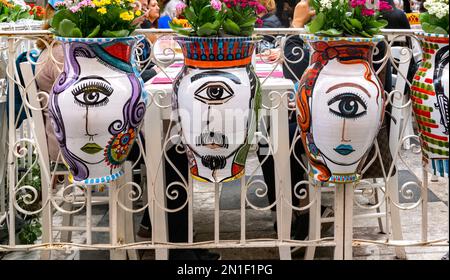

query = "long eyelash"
194;81;233;96
72;81;114;97
327;91;368;108
328;109;367;120
74;98;109;108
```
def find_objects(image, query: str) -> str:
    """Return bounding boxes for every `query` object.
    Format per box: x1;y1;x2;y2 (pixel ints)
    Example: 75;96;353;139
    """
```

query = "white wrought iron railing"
0;28;448;260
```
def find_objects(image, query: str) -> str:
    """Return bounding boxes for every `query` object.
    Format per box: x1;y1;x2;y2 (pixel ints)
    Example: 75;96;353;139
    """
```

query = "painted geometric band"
423;145;449;156
184;57;252;68
422;135;449;148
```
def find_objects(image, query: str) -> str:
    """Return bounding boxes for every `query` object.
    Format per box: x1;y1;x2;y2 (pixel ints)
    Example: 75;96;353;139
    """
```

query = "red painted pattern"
411;86;436;96
414;75;421;80
425;37;449;44
222;41;228;58
417;119;439;129
421;130;449;141
213;40;218;58
410;95;423;104
103;43;131;63
231;163;244;177
425;78;433;84
203;41;210;58
413;108;431;118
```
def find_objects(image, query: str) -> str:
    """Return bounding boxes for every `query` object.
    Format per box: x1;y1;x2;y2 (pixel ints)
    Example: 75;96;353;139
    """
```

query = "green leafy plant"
170;0;224;36
15;159;43;245
170;0;266;37
306;0;391;37
18;218;42;245
420;0;449;34
49;0;142;38
0;0;33;23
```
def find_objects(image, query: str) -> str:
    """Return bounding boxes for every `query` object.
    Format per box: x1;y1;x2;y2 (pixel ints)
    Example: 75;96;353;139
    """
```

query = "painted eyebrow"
326;82;371;97
191;71;242;84
75;75;111;85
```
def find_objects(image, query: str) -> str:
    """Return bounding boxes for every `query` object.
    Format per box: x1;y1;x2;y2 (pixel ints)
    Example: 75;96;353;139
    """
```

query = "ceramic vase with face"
296;35;385;183
411;32;449;178
49;36;148;185
173;37;261;183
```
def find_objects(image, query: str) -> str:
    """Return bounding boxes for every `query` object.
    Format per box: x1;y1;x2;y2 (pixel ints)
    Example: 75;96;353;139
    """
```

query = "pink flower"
256;18;263;27
176;2;187;13
378;1;392;11
210;0;222;11
361;8;375;16
350;0;367;8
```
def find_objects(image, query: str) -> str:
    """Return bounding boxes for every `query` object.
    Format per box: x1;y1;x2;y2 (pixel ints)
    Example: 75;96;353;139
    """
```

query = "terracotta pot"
411;32;449;178
296;35;385;183
173;36;261;183
49;36;148;185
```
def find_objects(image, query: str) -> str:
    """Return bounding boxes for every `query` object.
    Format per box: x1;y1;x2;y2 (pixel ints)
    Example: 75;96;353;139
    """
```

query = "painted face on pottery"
59;56;133;165
311;59;382;170
50;40;146;183
175;67;255;182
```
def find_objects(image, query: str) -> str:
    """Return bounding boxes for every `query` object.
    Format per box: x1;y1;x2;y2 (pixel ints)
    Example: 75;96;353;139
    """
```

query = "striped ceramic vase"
411;32;449;178
172;36;261;183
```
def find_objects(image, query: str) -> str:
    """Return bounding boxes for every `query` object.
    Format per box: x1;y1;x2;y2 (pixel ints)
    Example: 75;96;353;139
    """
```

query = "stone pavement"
1;148;448;260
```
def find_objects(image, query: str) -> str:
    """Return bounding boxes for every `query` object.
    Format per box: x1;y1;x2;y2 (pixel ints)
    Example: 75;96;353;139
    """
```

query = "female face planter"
50;37;147;185
297;35;385;183
411;33;449;178
173;37;261;183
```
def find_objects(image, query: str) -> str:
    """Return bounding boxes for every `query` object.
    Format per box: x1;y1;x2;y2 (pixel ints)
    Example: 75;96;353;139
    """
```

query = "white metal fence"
0;27;448;260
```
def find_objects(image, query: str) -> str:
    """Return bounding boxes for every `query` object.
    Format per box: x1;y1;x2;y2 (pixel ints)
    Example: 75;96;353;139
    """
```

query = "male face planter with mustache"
174;68;258;183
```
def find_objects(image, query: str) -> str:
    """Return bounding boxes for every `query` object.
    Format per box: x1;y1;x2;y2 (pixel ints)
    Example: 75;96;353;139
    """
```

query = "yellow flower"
119;11;134;21
97;7;107;14
127;0;135;3
114;0;122;5
135;10;141;16
93;0;102;7
104;0;111;4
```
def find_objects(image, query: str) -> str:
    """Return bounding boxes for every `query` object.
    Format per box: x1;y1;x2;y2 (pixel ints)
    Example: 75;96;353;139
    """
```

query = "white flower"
424;0;449;19
318;0;338;11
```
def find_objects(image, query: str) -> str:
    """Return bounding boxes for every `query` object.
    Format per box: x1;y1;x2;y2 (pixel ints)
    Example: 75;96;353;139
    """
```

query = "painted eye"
327;93;367;119
194;81;234;105
72;81;113;107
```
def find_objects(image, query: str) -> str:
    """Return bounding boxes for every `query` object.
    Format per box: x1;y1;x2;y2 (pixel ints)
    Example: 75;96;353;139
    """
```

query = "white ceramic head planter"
173;37;261;183
297;35;385;183
50;36;148;185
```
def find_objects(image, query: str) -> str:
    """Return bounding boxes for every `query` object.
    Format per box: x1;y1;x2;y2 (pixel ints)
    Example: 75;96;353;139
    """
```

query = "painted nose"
341;119;351;143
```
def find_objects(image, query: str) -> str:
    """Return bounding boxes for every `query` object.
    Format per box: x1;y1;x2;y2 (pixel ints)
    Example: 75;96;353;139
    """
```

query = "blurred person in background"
276;0;297;28
259;0;282;28
158;0;184;28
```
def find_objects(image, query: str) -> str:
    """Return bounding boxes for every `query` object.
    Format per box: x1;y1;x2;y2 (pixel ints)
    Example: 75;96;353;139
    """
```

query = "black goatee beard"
201;155;227;170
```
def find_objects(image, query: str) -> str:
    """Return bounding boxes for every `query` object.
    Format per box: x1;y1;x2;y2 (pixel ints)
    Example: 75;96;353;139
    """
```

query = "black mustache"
201;155;227;170
196;132;229;149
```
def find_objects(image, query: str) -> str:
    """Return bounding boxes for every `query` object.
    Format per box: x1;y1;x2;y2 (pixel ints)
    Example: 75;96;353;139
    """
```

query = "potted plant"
48;0;148;185
170;0;265;183
0;0;33;22
296;0;392;183
411;0;448;178
28;3;46;21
